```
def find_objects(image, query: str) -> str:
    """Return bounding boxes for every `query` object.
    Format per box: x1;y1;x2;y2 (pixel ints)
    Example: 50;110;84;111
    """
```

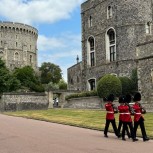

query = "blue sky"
0;0;86;81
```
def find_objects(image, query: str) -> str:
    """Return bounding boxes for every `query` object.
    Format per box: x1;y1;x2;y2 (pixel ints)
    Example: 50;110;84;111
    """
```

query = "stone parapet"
63;96;103;109
0;92;48;111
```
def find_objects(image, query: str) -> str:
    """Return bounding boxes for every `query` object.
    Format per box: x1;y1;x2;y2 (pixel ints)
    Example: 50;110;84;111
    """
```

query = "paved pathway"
0;114;152;153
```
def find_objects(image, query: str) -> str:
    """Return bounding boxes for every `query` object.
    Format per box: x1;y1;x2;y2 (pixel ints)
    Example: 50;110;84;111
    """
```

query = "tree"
0;58;21;93
13;66;44;92
97;74;122;98
39;62;62;84
45;82;59;91
130;68;138;91
58;79;67;90
119;77;133;94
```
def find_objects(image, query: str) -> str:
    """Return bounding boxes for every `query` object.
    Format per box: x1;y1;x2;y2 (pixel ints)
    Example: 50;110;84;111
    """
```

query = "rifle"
112;104;118;113
126;103;135;115
139;103;146;114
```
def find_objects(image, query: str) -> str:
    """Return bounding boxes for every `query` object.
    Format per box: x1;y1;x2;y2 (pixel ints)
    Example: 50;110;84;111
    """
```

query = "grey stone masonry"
64;96;103;109
0;92;48;111
136;41;153;110
67;62;82;90
67;0;153;110
68;0;153;93
0;21;38;70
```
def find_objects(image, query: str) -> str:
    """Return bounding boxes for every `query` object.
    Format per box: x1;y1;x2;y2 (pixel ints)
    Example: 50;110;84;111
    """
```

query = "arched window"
88;79;96;91
14;52;19;61
107;6;113;19
106;28;116;62
88;36;95;67
0;50;3;59
77;76;80;83
88;16;92;27
30;55;32;63
146;22;151;34
70;78;73;85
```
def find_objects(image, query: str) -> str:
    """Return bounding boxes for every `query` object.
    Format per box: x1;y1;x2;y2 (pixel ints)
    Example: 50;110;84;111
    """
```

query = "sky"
0;0;86;81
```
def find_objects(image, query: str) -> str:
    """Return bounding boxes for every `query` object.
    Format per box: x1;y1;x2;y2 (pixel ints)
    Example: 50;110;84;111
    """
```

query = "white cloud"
0;0;85;25
37;34;82;81
38;35;66;51
38;33;81;52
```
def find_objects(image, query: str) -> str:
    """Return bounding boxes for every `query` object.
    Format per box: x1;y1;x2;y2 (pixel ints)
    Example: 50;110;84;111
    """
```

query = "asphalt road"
0;114;152;153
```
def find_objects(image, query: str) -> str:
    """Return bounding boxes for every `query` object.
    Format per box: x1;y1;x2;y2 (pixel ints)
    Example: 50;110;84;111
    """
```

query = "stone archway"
47;90;80;109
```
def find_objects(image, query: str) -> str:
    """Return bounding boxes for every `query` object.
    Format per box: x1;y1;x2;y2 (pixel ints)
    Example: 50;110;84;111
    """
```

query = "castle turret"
0;21;38;70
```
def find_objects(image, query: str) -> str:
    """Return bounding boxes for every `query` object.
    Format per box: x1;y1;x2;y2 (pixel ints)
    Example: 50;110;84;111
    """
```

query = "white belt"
135;113;141;115
120;113;130;114
107;111;114;113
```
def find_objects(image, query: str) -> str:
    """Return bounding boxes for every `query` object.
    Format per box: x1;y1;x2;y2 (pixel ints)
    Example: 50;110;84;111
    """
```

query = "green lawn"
3;109;153;138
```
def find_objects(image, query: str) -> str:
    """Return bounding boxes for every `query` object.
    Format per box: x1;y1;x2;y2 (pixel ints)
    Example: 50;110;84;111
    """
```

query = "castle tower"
0;21;38;71
79;0;153;91
68;0;153;91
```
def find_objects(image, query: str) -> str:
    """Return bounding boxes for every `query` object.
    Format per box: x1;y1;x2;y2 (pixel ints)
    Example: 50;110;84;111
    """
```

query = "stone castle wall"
136;41;153;108
67;62;83;91
0;21;38;70
68;0;153;91
0;92;48;111
64;96;103;109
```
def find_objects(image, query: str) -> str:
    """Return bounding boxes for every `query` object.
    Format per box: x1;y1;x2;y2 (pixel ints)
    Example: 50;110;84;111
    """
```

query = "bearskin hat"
125;94;132;103
107;94;115;102
118;95;126;103
133;92;141;102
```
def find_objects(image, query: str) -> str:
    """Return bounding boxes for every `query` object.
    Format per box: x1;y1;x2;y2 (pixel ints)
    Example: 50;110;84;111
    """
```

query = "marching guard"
121;94;138;141
118;95;131;138
104;94;120;138
132;92;149;141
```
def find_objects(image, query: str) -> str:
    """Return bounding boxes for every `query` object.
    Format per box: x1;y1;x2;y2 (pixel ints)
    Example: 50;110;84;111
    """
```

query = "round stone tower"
0;21;38;70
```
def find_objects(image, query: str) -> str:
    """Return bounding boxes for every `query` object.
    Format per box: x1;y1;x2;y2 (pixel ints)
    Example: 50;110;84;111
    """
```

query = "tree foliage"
39;62;62;84
130;68;138;91
119;77;133;95
97;74;122;98
0;58;21;93
45;82;59;91
58;79;67;90
13;66;44;92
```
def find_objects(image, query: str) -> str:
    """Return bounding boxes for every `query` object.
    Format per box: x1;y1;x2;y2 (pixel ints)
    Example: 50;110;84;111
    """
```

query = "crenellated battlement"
0;21;38;36
0;21;38;71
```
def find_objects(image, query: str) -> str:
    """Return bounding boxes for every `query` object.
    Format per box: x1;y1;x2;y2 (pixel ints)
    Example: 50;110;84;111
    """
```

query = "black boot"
104;134;108;138
133;138;138;142
143;137;149;141
122;137;126;141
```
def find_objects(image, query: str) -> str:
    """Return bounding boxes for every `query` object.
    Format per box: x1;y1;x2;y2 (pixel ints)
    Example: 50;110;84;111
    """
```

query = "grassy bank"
3;109;153;138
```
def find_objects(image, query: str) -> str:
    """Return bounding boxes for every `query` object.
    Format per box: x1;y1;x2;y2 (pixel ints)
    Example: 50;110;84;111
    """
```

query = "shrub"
58;79;67;90
119;77;133;94
97;74;122;98
29;83;45;92
130;68;138;91
65;90;97;100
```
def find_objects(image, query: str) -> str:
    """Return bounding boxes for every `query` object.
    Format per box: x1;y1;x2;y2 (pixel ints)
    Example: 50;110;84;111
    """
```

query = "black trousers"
104;119;119;136
122;122;135;139
134;117;147;139
118;120;131;137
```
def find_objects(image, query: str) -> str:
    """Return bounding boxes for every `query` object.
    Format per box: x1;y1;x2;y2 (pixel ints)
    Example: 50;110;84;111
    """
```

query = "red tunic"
105;102;115;120
118;104;124;121
122;105;132;122
132;103;144;122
